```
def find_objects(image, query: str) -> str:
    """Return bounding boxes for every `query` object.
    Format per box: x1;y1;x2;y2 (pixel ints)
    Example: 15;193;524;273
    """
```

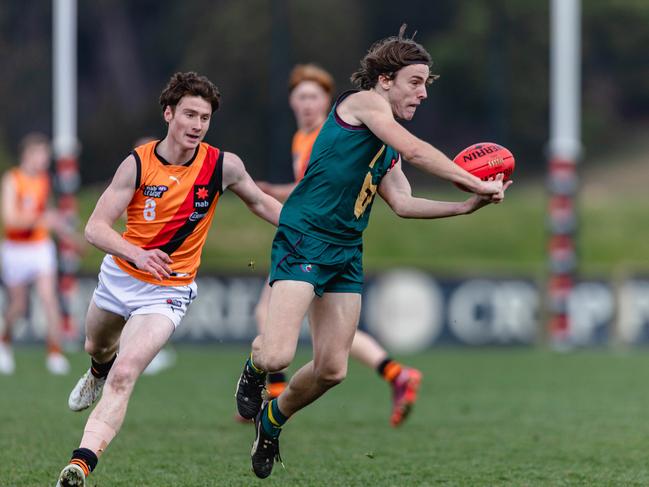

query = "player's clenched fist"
133;248;172;280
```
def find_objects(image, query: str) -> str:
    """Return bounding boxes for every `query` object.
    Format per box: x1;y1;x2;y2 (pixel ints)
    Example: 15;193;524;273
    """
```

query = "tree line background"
0;0;647;186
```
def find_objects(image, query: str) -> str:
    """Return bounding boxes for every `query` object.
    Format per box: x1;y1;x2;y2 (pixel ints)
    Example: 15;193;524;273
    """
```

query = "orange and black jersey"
113;140;223;286
3;167;50;242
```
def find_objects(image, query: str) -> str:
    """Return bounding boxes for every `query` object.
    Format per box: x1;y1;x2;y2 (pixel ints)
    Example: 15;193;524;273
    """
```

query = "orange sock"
378;359;403;383
69;447;98;476
69;458;90;476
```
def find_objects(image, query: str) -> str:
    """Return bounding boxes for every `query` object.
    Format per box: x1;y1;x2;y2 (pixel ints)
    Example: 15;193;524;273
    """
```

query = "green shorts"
269;225;363;296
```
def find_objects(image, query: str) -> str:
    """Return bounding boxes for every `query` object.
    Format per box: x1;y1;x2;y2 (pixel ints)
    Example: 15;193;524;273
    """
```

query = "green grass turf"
3;346;649;486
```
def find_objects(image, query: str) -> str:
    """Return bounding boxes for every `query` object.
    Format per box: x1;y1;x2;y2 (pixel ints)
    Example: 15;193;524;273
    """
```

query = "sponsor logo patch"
188;211;206;222
189;185;211;221
142;185;169;198
194;186;209;205
300;263;313;273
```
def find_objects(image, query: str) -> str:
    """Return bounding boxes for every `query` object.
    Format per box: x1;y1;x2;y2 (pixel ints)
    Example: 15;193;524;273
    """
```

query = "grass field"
4;346;649;486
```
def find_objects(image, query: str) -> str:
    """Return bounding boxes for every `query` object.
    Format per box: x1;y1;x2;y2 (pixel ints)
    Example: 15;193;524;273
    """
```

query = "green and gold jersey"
279;90;399;246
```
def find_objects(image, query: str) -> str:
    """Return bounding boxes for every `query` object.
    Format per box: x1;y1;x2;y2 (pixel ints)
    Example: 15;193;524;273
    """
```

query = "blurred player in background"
253;64;422;427
235;26;512;478
56;72;281;487
0;133;70;375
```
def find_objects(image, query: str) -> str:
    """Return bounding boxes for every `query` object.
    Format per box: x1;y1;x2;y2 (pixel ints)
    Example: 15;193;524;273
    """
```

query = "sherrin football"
453;142;515;192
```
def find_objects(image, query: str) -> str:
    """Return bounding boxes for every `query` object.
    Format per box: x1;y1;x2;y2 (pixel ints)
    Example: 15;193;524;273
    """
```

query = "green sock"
261;399;288;438
246;353;265;377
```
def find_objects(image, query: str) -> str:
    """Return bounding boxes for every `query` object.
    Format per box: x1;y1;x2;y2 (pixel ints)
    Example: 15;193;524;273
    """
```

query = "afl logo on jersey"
142;185;169;198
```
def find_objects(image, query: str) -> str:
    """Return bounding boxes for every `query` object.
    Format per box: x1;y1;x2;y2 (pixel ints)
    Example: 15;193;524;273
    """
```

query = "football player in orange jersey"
0;132;71;375
56;72;282;487
252;64;423;428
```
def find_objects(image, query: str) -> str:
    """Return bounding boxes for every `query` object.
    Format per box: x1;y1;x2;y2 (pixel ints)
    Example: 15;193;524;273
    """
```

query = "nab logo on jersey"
194;186;210;208
189;185;210;222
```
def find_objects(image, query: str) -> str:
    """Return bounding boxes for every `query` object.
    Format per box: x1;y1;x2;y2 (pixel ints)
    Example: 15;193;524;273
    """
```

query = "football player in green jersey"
250;64;426;429
236;25;512;479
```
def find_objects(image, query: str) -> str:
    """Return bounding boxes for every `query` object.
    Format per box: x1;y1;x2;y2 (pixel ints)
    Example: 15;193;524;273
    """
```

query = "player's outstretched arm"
378;161;513;219
346;91;502;197
222;152;282;226
255;181;297;202
85;155;172;280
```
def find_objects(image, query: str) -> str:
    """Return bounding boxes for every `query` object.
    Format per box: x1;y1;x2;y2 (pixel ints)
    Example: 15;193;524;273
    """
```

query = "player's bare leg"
278;292;359;415
349;329;388;368
68;301;125;411
253;281;317;371
80;314;174;450
350;330;422;427
0;283;27;375
253;281;272;338
58;313;173;484
236;280;314;478
35;272;70;374
249;291;359;479
234;280;285;424
236;281;313;420
253;281;288;398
